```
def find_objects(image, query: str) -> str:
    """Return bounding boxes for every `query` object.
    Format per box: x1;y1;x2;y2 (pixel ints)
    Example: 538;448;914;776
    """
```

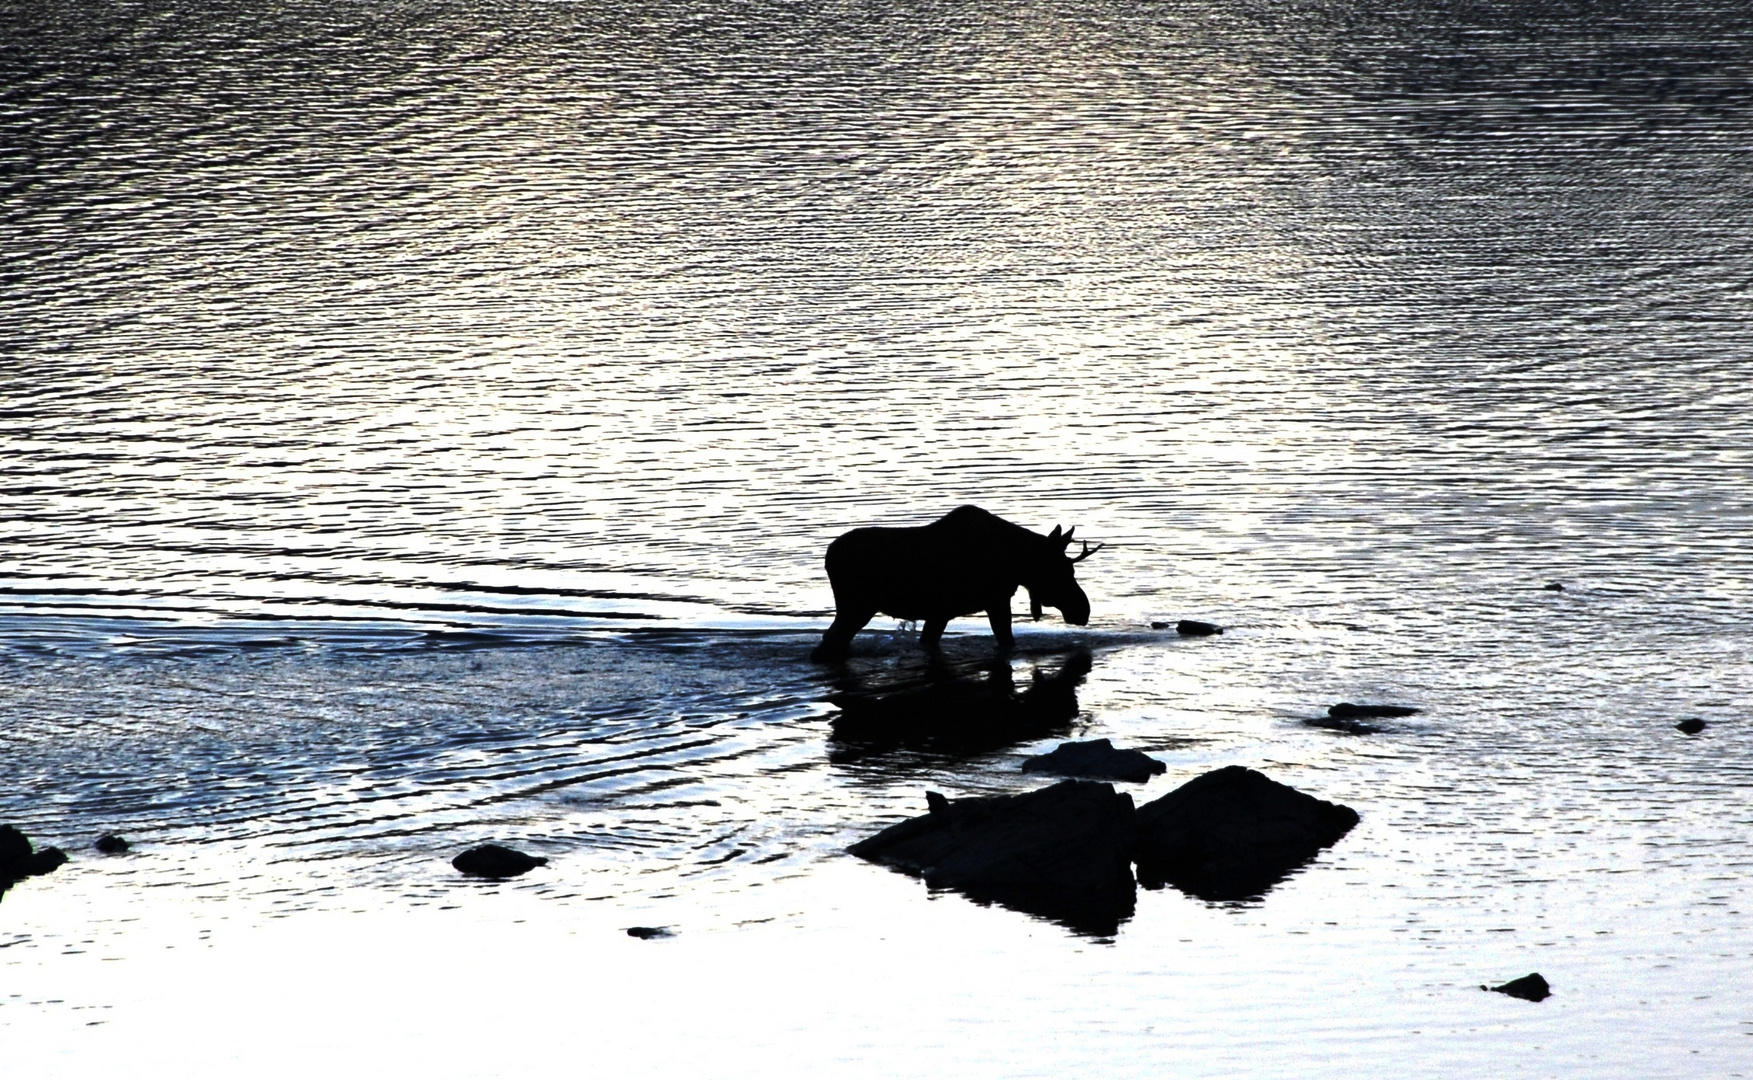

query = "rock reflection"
825;648;1093;763
944;880;1137;939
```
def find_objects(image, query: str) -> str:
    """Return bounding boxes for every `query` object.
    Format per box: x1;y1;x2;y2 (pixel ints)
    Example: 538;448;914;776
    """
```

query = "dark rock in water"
1;825;67;895
26;847;68;875
0;825;29;868
1543;582;1565;592
1149;621;1170;630
1132;766;1359;902
1175;620;1223;636
626;926;672;939
849;780;1137;936
95;834;130;855
828;649;1092;761
1329;702;1419;720
1485;973;1551;1002
1676;718;1707;735
1022;739;1167;783
452;844;549;879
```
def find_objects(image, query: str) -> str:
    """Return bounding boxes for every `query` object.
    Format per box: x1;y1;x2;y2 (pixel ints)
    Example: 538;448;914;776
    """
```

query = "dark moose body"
811;506;1099;662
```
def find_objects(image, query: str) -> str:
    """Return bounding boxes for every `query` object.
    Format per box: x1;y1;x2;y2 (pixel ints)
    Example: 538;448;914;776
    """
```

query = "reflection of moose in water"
810;506;1102;663
827;648;1094;761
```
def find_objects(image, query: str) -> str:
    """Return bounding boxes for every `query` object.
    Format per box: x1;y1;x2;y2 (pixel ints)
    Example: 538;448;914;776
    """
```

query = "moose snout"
1059;590;1091;626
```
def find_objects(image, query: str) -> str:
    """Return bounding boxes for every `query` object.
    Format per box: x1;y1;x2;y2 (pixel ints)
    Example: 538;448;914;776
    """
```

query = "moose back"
810;506;1100;662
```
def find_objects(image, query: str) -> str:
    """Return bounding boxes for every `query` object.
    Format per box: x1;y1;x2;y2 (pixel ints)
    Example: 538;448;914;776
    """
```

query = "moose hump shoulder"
810;506;1103;663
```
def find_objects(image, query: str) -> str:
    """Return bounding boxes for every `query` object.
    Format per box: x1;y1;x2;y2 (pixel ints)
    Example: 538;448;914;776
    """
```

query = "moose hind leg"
919;617;948;654
812;609;874;663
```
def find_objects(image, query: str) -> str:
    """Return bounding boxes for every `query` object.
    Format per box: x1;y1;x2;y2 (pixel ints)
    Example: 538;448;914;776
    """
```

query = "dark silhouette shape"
1329;702;1420;720
826;649;1092;761
1132;766;1359;902
1175;620;1223;636
811;506;1101;662
1;825;67;898
1543;582;1565;591
1022;738;1167;783
1485;973;1551;1002
626;926;673;939
94;834;130;854
848;781;1137;937
1676;718;1707;735
452;844;548;878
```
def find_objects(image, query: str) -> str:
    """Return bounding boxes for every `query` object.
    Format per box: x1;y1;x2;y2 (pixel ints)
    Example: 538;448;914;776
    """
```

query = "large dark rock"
1022;739;1167;783
849;780;1137;936
827;649;1091;760
452;844;548;879
1132;766;1358;902
1;825;67;897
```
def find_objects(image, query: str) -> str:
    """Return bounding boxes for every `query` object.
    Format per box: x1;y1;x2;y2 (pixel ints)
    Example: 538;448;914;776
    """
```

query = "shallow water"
4;0;1753;1074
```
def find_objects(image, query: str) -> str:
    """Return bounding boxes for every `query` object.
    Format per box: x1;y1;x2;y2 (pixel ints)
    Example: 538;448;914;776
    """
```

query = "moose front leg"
920;617;948;654
987;606;1014;652
812;608;875;663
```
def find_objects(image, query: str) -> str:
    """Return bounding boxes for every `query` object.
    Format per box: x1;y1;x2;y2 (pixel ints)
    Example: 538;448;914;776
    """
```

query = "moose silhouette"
810;506;1101;662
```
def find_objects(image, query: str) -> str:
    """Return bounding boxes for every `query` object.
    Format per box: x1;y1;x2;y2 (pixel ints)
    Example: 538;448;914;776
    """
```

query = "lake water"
3;0;1752;1074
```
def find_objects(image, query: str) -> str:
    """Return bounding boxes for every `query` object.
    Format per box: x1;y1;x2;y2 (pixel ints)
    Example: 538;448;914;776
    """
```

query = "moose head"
1027;525;1102;626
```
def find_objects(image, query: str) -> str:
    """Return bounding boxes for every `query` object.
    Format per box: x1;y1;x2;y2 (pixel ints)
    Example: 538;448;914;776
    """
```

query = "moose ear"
1062;526;1076;545
1047;525;1062;542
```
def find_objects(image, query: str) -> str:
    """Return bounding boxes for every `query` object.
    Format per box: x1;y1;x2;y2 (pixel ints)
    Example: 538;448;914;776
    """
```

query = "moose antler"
1070;540;1104;563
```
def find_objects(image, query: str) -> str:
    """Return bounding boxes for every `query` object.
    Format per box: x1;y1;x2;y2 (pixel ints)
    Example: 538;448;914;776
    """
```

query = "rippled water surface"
3;0;1752;1074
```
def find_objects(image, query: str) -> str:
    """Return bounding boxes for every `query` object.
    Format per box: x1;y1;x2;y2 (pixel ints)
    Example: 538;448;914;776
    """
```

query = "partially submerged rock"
1175;620;1223;636
1676;718;1707;735
1485;973;1551;1002
1;825;68;896
95;834;130;855
849;780;1137;935
452;844;548;879
1132;766;1358;902
1022;739;1166;783
626;926;672;939
1328;702;1420;720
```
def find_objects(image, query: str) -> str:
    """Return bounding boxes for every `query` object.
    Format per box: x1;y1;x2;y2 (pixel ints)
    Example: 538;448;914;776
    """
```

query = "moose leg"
919;617;948;654
811;609;874;663
987;606;1014;652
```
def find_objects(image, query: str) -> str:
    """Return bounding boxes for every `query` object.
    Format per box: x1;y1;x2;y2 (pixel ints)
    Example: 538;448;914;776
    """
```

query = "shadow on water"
824;647;1094;763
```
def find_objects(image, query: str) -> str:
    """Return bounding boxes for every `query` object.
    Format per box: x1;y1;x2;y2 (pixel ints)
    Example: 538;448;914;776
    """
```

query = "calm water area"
3;0;1753;1074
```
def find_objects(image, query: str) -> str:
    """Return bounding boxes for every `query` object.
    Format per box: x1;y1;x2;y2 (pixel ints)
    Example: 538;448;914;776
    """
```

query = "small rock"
95;834;130;855
1328;702;1420;720
1175;620;1223;636
1676;718;1706;735
451;844;549;879
1132;766;1359;902
1149;621;1170;630
1543;582;1565;592
26;848;68;875
1484;973;1551;1002
626;926;672;939
1022;739;1167;783
926;791;950;814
